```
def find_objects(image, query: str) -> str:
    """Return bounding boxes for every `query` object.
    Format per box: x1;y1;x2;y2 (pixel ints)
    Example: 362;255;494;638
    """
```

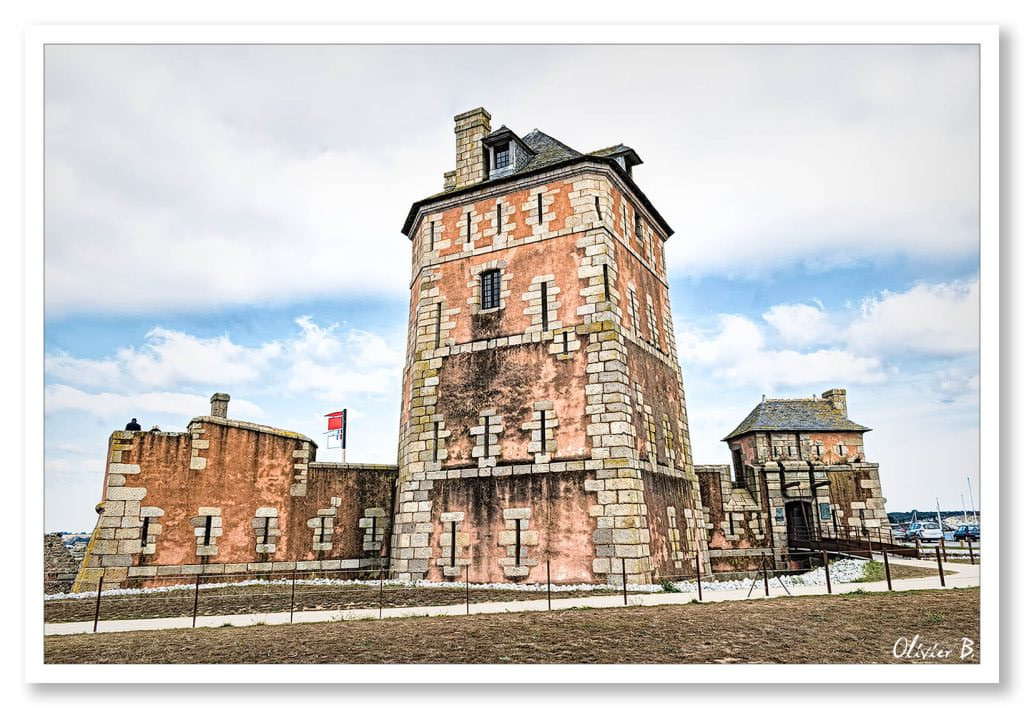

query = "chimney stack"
821;388;847;417
210;392;230;418
451;107;491;189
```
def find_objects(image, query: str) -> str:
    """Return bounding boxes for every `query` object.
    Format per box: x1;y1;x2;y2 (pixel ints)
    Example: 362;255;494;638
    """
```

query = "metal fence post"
465;565;470;615
621;558;628;606
694;550;703;602
940;536;948;563
379;567;385;619
761;553;770;597
936;546;946;587
92;574;104;633
289;568;297;623
967;538;976;565
883;548;893;591
822;550;831;594
546;560;552;611
192;574;201;628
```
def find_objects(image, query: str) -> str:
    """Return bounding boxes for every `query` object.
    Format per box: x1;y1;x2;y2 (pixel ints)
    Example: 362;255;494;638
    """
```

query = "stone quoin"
72;109;889;592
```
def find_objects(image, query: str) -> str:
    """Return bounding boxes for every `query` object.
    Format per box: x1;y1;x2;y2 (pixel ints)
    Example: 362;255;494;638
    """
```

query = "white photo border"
23;23;999;685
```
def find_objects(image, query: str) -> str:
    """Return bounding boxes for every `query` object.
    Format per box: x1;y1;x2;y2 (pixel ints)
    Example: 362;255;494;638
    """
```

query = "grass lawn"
854;560;955;583
44;587;979;665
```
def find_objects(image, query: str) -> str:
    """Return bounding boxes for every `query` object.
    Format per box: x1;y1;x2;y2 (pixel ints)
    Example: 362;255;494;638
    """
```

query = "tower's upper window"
481;269;502;310
493;143;510;170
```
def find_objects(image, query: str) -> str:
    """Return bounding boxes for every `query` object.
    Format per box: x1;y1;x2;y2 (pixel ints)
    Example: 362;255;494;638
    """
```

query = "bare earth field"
44;583;618;623
44;587;978;664
45;561;952;623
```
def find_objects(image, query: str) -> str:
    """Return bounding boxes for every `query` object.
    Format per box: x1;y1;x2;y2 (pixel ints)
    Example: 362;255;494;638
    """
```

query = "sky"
42;43;981;532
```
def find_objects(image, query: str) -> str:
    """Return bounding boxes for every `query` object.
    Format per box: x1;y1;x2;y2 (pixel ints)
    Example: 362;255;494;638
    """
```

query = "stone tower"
392;108;707;584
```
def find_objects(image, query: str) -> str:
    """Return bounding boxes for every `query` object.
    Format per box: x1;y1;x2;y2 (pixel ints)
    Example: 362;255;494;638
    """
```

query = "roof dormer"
589;144;643;178
482;126;535;179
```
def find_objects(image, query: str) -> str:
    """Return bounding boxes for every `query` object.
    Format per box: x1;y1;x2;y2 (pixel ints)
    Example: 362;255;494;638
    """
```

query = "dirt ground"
45;560;955;624
44;582;618;623
44;587;979;665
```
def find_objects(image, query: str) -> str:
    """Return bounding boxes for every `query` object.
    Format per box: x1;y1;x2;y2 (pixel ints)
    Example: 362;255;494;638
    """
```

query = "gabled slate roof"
723;398;871;441
517;129;582;172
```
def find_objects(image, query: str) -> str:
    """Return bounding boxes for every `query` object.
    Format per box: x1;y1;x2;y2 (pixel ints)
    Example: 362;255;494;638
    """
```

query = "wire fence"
44;565;623;629
44;537;973;633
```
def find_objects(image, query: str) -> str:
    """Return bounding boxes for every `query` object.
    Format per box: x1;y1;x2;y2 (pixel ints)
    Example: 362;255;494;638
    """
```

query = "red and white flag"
324;409;347;450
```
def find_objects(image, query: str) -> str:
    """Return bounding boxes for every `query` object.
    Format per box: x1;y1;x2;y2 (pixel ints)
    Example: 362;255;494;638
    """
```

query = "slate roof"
588;144;627;158
723;398;871;441
401;124;673;237
516;129;582;172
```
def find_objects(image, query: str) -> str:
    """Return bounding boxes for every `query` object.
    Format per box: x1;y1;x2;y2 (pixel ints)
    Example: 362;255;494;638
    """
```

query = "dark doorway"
785;500;815;546
785;500;815;569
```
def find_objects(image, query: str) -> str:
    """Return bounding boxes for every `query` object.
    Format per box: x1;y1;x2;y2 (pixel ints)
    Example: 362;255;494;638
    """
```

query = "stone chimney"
451;107;491;189
821;388;847;417
210;392;230;418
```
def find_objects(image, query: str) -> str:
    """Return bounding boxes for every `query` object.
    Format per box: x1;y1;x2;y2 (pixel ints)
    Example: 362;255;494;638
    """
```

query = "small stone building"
696;388;889;571
73;394;396;592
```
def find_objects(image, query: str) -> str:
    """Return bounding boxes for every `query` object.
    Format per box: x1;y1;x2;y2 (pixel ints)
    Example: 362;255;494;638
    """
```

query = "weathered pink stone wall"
122;427;301;568
285;465;396;561
642;472;703;578
82;423;396;586
613;240;670;350
426;473;596;584
434;341;591;465
731;431;867;466
625;343;687;468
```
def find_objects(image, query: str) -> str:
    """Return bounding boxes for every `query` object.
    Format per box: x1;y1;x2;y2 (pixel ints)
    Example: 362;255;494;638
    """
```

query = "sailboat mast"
967;475;978;525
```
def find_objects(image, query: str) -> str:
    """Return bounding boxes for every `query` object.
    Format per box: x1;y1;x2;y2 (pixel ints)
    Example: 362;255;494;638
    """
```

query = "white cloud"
45;455;105;482
44;45;978;315
930;366;980;404
679;314;765;367
43;354;122;390
281;317;404;401
648;46;979;278
44;46;452;315
43;315;404;420
679;313;885;392
847;279;979;357
679;278;980;409
46;328;281;391
762;303;834;347
44;384;266;422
